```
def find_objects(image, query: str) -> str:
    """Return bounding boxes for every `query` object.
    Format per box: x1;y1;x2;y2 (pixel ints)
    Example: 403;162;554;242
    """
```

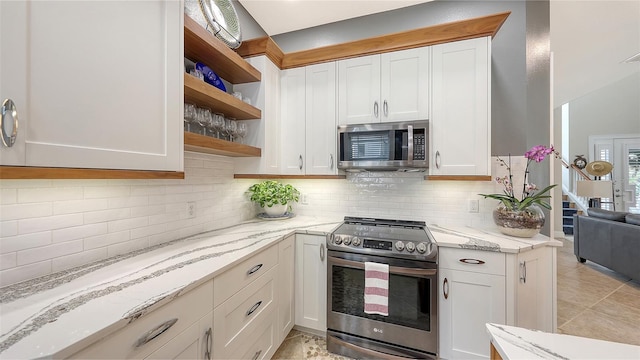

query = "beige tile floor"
273;237;640;359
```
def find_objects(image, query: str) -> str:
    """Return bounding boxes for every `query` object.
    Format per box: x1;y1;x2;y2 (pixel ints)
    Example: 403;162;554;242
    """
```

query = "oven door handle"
330;256;436;277
330;333;417;360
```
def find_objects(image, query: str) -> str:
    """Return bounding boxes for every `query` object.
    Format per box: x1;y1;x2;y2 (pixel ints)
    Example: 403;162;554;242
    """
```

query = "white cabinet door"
512;247;555;332
145;311;213;360
295;234;327;332
338;55;381;125
0;0;183;171
277;234;295;344
280;67;306;174
431;37;490;176
439;268;505;360
380;47;430;122
306;62;337;175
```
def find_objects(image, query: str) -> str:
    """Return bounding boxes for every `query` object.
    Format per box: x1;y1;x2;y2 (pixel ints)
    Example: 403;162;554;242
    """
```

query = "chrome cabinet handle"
246;300;263;316
247;263;263;275
520;261;527;283
135;318;178;348
374;101;379;118
443;278;449;299
329;154;334;170
1;99;19;147
459;258;486;265
383;100;388;117
299;155;303;170
435;151;441;169
204;327;212;360
320;243;325;261
252;350;262;360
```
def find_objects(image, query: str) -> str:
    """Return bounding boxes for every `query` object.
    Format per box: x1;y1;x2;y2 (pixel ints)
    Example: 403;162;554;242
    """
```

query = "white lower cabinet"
277;235;296;343
69;281;214;359
294;234;327;333
438;246;556;360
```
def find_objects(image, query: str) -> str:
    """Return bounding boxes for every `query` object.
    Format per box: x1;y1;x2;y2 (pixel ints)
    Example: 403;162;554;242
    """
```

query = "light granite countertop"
0;216;560;359
486;323;640;359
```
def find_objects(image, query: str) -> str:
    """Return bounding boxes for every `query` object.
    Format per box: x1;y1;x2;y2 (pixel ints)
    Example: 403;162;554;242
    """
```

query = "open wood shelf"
184;15;260;84
233;174;346;179
426;175;492;181
184;74;261;120
184;132;261;157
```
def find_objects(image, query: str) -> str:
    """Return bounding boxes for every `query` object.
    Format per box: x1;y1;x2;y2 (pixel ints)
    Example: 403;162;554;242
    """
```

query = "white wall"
1;153;502;288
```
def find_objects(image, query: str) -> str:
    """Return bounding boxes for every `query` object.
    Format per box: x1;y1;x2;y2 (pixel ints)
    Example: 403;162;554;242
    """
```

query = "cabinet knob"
1;99;19;148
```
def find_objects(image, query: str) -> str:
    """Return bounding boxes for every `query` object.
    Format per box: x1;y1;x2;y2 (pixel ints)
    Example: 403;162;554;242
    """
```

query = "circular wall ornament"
573;155;587;169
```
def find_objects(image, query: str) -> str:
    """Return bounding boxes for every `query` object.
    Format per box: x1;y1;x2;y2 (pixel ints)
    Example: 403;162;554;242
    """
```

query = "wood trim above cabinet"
233;174;346;180
0;166;184;179
426;175;493;181
237;11;510;69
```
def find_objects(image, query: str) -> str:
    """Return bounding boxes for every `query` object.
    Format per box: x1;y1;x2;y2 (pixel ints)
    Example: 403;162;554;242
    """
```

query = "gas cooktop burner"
329;216;437;261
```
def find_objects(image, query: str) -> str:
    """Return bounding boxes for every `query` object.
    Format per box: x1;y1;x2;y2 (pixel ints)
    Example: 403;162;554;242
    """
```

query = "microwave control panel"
414;133;426;160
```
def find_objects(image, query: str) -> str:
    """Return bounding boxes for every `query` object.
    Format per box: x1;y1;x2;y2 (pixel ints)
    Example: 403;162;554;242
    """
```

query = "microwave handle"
407;125;414;162
330;256;436;277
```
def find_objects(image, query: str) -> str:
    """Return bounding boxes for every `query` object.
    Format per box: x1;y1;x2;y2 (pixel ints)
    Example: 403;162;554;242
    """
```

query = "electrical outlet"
187;202;196;218
468;199;479;213
301;193;309;205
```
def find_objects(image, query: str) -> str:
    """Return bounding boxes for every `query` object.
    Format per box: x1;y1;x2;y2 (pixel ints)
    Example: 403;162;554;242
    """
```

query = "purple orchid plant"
479;145;557;211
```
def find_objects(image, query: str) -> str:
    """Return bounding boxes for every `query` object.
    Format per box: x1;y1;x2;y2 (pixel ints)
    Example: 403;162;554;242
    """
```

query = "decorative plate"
257;212;296;221
195;62;226;92
198;0;242;49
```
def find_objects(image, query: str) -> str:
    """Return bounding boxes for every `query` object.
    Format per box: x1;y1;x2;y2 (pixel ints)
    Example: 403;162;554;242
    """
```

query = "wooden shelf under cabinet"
184;15;260;84
184;132;261;157
184;74;261;120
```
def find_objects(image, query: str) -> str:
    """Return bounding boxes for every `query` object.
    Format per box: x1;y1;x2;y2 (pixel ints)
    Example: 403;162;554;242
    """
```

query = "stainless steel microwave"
337;120;429;171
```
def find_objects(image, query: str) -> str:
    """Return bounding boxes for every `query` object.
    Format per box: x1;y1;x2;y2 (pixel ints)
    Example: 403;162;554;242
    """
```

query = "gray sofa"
573;208;640;281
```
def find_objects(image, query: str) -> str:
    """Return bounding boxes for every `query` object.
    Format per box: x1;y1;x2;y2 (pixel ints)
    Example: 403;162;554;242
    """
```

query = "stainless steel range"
327;217;438;359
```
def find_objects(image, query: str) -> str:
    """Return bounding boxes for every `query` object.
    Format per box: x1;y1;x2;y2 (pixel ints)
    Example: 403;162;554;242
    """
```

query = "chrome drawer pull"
520;261;527;283
459;258;485;265
443;278;449;299
246;300;263;316
252;349;262;360
135;318;178;348
247;264;263;275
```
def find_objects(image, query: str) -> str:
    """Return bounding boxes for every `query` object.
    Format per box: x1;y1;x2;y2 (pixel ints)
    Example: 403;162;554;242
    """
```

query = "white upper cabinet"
305;62;337;175
430;36;491;176
0;0;183;171
338;47;429;125
280;67;307;175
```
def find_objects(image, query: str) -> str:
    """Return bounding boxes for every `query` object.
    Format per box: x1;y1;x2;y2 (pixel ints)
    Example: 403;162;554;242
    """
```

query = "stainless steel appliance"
337;120;429;171
327;217;438;359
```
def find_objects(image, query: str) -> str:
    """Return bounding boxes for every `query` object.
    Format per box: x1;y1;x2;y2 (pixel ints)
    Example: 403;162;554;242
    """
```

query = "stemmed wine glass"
225;117;237;142
212;113;225;138
196;108;212;136
235;122;247;143
183;103;196;132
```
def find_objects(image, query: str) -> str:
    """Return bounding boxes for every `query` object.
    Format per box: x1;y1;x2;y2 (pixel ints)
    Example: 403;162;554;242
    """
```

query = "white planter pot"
262;203;288;216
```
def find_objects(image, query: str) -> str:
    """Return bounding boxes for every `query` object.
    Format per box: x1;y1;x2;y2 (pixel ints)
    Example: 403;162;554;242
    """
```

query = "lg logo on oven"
373;328;383;334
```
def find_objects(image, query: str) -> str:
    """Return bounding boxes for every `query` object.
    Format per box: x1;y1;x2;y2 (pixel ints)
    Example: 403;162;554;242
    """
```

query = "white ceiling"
237;0;640;106
237;0;433;36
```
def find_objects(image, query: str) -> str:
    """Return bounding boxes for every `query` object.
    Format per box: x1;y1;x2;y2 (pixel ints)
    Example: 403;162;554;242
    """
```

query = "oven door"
327;250;438;357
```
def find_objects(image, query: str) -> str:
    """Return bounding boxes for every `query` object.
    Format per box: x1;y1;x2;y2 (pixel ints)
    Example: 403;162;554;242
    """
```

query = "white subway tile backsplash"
0;202;52;221
17;240;83;266
51;247;108;273
107;237;149;257
84;208;132;225
0;252;17;270
107;196;149;209
53;198;109;215
84;230;131;250
0;189;17;204
0;221;18;237
130;223;167;240
1;232;52;253
52;223;108;243
83;186;131;199
17;187;83;203
18;214;84;235
0;260;51;287
107;216;149;233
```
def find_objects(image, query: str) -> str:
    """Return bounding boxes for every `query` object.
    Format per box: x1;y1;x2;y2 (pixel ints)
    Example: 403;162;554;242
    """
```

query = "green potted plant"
247;180;300;217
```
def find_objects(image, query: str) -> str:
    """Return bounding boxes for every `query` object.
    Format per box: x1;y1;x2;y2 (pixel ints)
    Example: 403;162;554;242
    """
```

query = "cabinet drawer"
70;281;213;359
214;244;277;307
213;267;276;359
231;311;276;360
439;248;505;276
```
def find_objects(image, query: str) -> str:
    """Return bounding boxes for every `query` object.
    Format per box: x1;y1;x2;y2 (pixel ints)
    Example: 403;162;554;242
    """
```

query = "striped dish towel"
364;261;389;316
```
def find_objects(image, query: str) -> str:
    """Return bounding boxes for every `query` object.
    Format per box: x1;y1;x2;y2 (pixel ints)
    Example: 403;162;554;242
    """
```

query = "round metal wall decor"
198;0;242;49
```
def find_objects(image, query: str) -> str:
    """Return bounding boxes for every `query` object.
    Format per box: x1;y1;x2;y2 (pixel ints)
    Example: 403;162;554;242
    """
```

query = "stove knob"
395;241;405;251
343;236;352;245
406;242;416;253
416;242;427;254
334;235;343;245
352;237;361;247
